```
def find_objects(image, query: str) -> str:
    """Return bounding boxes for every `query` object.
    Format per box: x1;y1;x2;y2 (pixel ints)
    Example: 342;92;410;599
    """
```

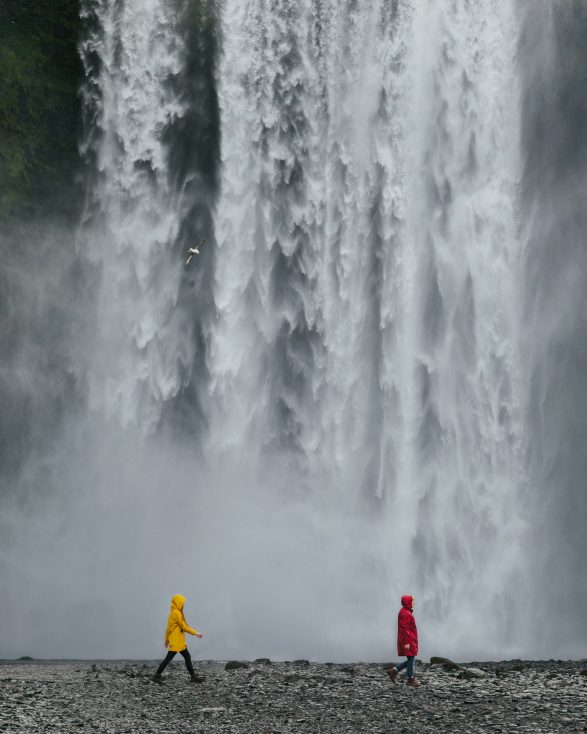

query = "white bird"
186;239;205;265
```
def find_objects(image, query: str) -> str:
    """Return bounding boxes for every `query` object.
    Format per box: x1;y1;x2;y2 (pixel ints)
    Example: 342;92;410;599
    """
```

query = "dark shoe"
152;674;164;685
385;667;398;684
190;674;205;683
406;676;421;687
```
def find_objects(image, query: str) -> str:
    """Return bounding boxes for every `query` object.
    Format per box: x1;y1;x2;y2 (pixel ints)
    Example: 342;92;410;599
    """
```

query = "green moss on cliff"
0;0;82;218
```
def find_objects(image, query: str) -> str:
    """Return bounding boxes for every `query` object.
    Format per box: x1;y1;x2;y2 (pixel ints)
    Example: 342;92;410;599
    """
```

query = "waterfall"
398;0;526;636
210;0;526;654
78;0;193;432
2;0;585;661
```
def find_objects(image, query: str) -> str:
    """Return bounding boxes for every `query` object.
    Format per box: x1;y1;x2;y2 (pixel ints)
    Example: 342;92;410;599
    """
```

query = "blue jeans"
396;656;415;677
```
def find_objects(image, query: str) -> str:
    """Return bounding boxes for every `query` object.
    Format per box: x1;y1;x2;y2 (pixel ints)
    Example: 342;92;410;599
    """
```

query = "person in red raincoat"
385;594;421;687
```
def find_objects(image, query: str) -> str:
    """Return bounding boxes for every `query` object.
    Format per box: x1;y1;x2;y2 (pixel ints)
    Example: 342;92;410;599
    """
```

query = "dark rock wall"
0;0;83;219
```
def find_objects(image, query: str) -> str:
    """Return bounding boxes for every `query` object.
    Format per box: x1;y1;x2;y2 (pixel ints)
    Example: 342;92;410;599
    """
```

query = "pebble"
0;659;585;733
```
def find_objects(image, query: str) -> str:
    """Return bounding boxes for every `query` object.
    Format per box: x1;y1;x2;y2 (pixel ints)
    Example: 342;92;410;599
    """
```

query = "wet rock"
224;661;249;671
1;659;585;733
429;657;461;671
254;658;271;665
458;668;488;679
293;659;310;666
284;673;301;684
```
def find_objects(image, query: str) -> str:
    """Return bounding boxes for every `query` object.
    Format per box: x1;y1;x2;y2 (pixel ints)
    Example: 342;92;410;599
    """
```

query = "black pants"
155;648;195;677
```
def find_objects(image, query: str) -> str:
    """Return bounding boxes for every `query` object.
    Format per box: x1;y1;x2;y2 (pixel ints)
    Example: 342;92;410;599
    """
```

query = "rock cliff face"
0;1;216;220
0;0;82;218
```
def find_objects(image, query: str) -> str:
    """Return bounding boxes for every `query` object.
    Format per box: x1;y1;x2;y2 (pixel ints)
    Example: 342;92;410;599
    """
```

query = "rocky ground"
0;658;585;733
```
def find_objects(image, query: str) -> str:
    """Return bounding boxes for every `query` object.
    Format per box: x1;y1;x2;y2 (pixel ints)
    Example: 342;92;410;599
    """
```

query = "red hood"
401;595;413;610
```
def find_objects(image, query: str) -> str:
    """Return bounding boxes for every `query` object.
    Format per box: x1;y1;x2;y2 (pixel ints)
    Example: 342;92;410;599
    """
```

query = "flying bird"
185;239;205;265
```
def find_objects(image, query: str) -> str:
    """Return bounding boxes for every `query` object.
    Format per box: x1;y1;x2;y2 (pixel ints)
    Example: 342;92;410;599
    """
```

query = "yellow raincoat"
164;594;199;652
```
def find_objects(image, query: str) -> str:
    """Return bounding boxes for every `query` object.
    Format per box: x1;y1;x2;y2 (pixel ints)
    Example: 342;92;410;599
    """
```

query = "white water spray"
78;0;192;432
210;0;527;658
5;0;584;662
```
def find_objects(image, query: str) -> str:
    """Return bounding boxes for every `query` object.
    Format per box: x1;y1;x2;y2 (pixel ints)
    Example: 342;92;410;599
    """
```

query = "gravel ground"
0;659;585;733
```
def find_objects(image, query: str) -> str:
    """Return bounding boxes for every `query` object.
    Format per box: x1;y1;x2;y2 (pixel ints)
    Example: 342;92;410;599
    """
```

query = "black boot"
386;667;398;684
152;674;164;684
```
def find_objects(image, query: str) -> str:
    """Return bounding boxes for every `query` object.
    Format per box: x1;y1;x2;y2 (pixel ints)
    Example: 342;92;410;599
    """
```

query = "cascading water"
1;0;585;661
0;0;213;659
78;0;193;432
397;1;526;641
209;0;527;656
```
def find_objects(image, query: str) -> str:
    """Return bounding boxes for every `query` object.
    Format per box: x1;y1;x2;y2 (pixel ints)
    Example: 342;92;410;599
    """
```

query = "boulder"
458;667;488;679
430;656;461;671
224;661;249;671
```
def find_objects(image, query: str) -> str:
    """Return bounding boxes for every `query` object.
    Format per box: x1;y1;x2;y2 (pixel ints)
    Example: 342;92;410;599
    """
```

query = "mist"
1;0;586;663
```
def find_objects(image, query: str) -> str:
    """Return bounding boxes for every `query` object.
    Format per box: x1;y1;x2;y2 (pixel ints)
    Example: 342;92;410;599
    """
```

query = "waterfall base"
2;659;585;733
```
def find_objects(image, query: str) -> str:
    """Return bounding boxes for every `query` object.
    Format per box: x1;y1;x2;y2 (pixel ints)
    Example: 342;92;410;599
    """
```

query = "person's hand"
404;644;410;650
164;641;169;648
196;633;204;639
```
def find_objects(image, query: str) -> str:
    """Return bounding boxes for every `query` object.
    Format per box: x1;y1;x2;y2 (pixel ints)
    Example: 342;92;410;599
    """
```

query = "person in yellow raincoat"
153;594;204;684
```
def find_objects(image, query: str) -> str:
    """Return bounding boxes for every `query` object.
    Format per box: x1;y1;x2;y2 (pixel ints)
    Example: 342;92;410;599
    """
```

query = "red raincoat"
397;595;418;657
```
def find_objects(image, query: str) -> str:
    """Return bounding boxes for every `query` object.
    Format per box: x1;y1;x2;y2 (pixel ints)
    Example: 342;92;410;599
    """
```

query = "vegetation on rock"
0;0;82;218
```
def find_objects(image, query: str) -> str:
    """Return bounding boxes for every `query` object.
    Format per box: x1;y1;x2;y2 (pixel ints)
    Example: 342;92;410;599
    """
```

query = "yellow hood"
171;594;186;612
